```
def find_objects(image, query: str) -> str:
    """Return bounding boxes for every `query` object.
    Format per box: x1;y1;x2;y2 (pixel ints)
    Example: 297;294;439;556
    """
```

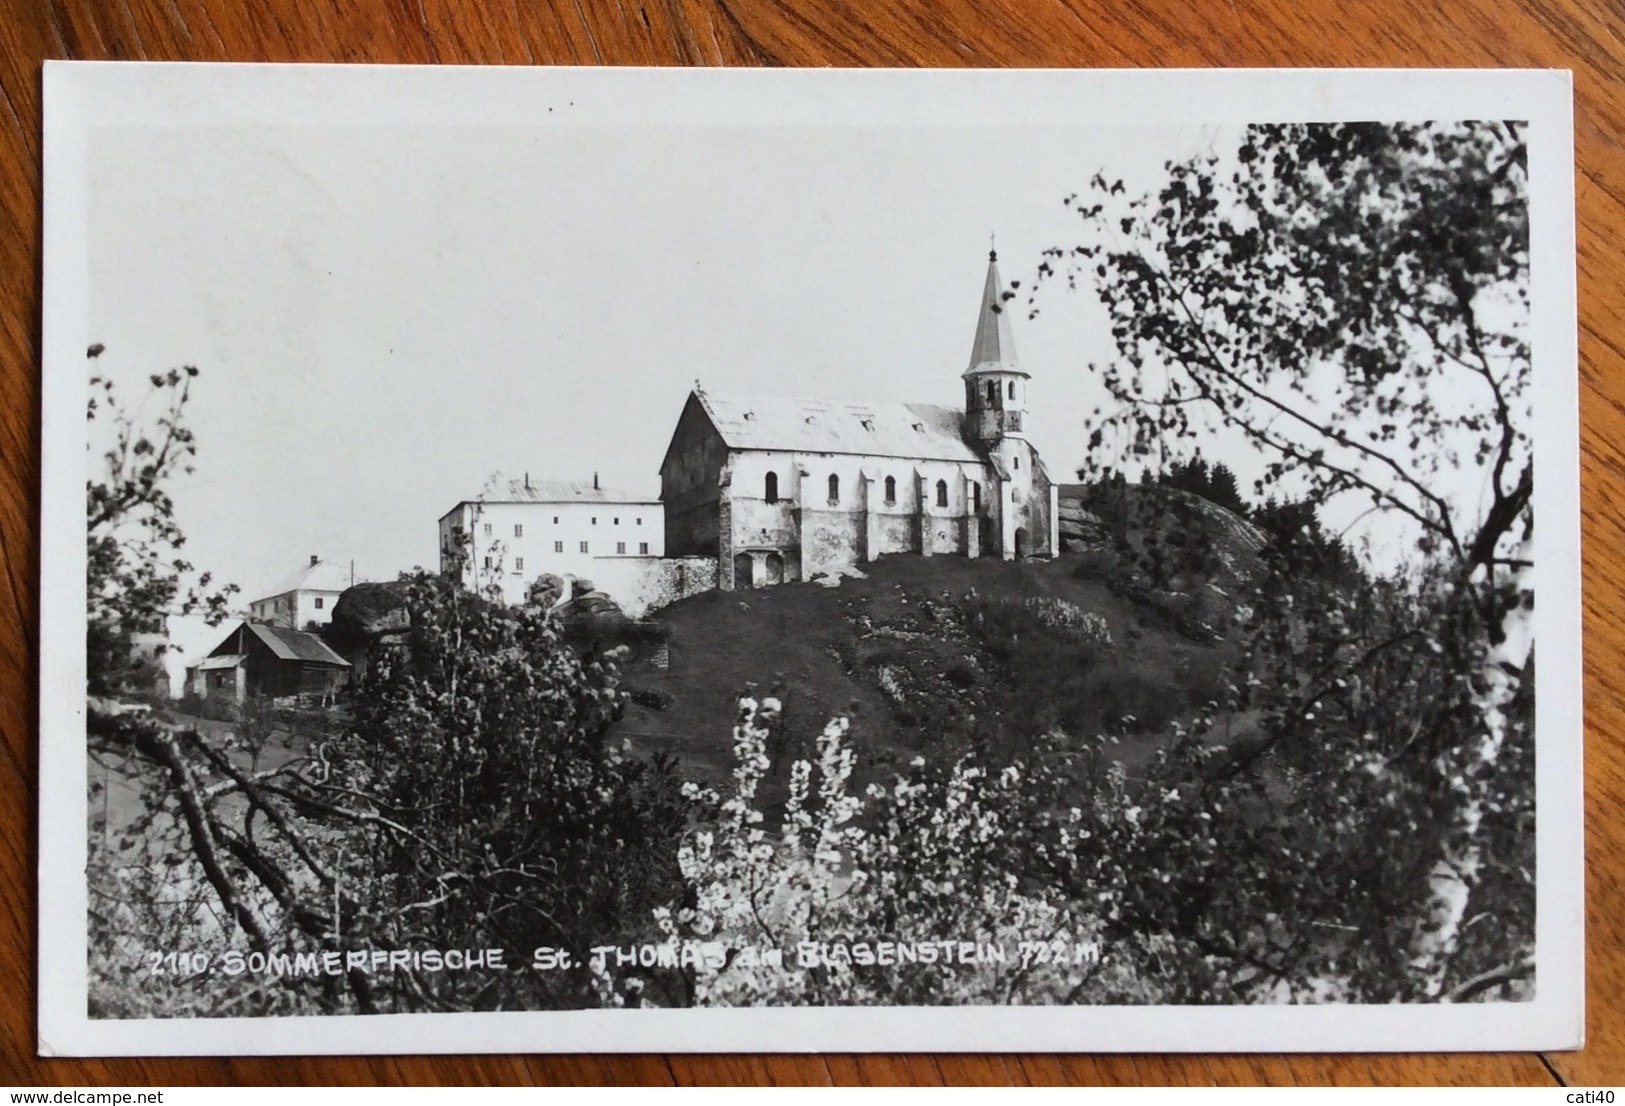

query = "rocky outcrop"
525;572;568;610
552;587;669;655
325;581;411;676
1060;483;1265;586
556;589;625;629
328;582;410;643
1058;500;1111;552
1059;482;1269;642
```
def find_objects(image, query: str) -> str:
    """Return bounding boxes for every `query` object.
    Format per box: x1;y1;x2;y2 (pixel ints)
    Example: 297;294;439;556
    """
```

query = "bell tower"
962;244;1030;446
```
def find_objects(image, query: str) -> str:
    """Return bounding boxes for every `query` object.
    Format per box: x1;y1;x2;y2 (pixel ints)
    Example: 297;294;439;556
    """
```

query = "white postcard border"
38;63;1582;1056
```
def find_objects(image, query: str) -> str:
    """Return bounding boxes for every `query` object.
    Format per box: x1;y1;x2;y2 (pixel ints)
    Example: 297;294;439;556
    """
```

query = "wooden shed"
187;621;351;702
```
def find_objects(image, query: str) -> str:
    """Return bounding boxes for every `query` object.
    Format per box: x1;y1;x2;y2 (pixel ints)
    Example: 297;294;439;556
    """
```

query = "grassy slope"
612;550;1239;790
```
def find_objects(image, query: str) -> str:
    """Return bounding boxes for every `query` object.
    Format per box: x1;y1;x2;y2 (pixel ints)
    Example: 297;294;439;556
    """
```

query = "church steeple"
964;246;1024;378
963;243;1029;445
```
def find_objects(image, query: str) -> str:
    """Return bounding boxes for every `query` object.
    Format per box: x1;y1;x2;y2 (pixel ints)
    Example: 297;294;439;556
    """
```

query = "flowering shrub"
1022;597;1113;645
635;697;1135;1007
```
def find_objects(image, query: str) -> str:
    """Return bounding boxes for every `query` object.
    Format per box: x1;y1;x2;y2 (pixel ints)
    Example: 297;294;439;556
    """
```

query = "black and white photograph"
40;65;1581;1054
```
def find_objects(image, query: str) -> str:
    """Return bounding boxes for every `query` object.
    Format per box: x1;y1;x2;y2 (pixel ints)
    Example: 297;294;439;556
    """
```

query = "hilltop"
610;485;1269;794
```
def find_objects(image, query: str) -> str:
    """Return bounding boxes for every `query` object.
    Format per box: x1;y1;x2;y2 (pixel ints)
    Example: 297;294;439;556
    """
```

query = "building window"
591;516;597;525
1008;381;1016;400
483;523;492;536
314;597;324;610
765;471;779;503
973;483;982;512
986;380;996;403
515;524;523;537
515;557;524;571
884;475;896;504
636;517;643;525
555;541;564;553
617;541;626;554
580;541;589;554
553;516;559;524
936;479;948;508
484;556;492;569
827;474;839;504
614;517;620;525
639;542;649;555
1013;454;1020;470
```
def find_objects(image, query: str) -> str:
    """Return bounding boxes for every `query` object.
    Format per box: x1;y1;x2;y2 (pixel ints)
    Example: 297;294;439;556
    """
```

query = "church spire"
964;243;1024;378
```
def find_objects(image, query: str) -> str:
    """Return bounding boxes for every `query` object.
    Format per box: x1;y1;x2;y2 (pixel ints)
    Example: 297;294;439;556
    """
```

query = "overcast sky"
88;120;1235;600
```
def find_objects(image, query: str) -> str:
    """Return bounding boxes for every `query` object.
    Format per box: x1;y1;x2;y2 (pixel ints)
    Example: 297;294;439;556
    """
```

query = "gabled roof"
964;250;1027;379
259;559;358;600
455;474;660;509
243;622;350;667
683;391;986;465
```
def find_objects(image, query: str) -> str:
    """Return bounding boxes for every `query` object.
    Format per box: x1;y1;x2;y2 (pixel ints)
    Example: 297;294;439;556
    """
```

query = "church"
658;249;1060;590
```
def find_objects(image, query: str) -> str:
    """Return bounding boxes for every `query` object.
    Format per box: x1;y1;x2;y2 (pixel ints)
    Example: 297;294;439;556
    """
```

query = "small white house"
247;556;361;631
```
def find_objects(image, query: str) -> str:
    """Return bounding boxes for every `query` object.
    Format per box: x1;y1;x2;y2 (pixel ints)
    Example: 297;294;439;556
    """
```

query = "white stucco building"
438;475;678;607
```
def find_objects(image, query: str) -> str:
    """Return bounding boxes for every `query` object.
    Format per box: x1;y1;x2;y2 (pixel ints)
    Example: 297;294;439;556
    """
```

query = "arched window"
1008;381;1016;400
986;380;996;404
935;479;948;508
828;473;840;504
884;475;896;504
972;482;982;512
765;471;779;503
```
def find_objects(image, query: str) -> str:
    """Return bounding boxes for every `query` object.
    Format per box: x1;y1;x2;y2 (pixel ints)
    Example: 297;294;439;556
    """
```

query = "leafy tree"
318;569;688;1010
85;346;237;696
1044;121;1530;586
84;348;258;1016
1023;121;1535;999
87;356;685;1016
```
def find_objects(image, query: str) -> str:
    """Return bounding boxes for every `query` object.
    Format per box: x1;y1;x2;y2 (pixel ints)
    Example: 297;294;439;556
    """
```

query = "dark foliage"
1149;456;1248;516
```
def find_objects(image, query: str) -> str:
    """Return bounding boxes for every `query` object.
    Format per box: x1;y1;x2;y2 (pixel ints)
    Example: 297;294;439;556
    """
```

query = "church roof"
964;250;1027;379
692;391;985;465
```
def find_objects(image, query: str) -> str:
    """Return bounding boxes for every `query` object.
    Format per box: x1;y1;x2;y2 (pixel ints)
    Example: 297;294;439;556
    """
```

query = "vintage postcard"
39;64;1581;1054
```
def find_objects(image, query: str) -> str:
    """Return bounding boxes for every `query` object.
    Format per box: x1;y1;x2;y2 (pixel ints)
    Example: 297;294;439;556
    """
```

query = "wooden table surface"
1;0;1620;1088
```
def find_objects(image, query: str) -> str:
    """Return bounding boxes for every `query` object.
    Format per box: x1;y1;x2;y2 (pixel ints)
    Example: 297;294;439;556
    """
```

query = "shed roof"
243;622;350;667
192;654;244;672
690;391;986;465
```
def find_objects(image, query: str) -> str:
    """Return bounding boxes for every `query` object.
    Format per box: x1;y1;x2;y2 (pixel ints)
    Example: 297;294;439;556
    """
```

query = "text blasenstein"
796;940;1100;968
